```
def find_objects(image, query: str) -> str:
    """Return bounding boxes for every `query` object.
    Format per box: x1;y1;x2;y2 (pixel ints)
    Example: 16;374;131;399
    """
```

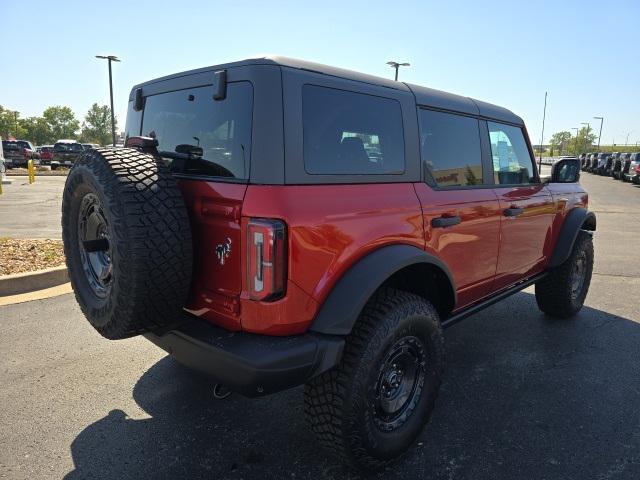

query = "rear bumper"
144;313;344;397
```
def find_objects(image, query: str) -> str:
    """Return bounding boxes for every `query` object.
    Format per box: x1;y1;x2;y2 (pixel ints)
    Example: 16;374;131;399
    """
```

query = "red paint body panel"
177;176;588;337
177;179;247;331
413;183;501;310
491;185;555;291
240;183;424;334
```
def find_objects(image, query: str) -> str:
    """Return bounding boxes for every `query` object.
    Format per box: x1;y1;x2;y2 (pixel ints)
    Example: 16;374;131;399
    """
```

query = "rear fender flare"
548;208;596;268
309;244;456;336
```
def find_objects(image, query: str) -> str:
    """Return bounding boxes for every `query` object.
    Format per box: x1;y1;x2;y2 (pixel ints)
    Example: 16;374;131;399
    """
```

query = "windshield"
54;143;84;152
2;141;19;151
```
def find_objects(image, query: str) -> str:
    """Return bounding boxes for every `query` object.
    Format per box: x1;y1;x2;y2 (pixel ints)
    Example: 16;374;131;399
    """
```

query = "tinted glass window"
488;122;535;184
303;85;404;175
419;109;483;187
142;82;253;179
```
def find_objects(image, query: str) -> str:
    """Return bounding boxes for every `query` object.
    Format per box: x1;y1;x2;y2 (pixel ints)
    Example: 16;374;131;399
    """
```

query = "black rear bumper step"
144;314;344;397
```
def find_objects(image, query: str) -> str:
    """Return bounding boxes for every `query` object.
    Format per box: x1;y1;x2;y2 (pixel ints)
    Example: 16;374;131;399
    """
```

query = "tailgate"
178;179;247;331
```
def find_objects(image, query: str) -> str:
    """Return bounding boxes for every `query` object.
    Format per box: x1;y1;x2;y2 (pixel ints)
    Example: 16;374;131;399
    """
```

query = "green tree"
0;105;27;139
79;103;115;145
43;106;80;141
569;126;598;155
549;131;572;156
20;116;53;145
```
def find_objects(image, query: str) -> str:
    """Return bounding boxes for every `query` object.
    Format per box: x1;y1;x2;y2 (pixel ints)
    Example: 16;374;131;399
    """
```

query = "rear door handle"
503;207;524;217
431;216;461;228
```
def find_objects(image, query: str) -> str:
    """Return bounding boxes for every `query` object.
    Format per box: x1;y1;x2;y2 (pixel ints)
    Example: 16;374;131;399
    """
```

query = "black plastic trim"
310;244;456;336
442;272;547;329
548;208;597;268
144;313;344;397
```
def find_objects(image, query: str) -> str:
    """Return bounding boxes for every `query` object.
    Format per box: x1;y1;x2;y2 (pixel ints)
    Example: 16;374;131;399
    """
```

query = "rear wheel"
535;230;593;318
62;147;193;339
304;288;444;471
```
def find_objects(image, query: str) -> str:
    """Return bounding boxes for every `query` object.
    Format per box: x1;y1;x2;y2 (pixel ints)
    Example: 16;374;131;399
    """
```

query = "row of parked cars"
1;139;100;168
579;151;640;184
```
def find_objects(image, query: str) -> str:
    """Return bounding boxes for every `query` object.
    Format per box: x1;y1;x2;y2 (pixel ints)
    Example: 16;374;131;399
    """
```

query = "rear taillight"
247;218;286;301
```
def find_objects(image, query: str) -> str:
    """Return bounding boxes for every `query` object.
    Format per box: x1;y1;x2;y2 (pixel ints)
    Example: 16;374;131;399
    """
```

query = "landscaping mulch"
5;167;70;176
0;238;66;275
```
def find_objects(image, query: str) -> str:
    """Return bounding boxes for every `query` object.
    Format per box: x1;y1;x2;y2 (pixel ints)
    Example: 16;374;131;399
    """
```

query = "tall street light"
386;61;410;81
95;55;121;146
593;116;604;152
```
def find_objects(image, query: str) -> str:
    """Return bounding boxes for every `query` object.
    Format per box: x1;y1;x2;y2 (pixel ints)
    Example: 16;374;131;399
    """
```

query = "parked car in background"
614;153;633;181
604;152;619;176
1;139;39;167
613;153;629;180
81;143;100;150
587;153;599;173
578;153;587;169
595;152;611;175
624;152;640;184
52;141;84;167
38;145;54;164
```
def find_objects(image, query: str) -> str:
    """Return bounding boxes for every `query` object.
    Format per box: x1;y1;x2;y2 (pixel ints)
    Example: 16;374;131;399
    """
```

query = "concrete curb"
0;266;69;296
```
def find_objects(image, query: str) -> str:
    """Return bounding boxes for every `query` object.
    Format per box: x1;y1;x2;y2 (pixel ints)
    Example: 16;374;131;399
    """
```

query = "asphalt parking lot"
0;176;66;239
1;173;639;479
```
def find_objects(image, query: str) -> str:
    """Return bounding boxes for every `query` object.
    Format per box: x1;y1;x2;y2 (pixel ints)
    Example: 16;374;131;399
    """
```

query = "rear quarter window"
141;82;253;179
302;85;405;175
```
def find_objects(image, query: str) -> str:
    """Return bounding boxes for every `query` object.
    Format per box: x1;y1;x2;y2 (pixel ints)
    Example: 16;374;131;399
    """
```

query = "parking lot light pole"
594;116;604;152
95;55;121;146
386;61;410;81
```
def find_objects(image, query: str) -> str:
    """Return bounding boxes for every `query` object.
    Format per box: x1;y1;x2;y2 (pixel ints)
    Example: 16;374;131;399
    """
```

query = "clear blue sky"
2;0;639;146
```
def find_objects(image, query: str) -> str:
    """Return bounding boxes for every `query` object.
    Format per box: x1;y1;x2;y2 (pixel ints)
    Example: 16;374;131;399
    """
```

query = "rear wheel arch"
549;208;596;268
309;244;456;336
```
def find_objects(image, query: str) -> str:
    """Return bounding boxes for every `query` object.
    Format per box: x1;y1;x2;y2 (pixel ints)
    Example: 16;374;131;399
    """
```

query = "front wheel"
535;230;594;318
304;288;444;471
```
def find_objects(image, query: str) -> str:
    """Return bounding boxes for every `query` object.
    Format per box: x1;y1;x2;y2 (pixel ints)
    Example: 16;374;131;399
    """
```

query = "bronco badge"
215;238;232;265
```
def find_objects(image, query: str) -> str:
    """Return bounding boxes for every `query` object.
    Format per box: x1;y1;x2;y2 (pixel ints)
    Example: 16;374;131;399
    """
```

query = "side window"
303;85;405;175
487;122;536;185
142;82;253;179
419;109;483;187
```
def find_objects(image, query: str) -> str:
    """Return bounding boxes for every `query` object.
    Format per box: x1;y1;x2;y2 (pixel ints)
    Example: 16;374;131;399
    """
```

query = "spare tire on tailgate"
62;148;193;339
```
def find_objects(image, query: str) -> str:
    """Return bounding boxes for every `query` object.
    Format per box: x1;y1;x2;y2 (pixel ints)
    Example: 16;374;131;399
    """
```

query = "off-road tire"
304;288;444;471
62;147;193;339
535;230;593;318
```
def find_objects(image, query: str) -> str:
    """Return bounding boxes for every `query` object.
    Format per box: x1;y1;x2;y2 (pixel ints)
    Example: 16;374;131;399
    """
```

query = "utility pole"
538;91;547;171
594;116;604;152
95;55;121;146
386;61;410;81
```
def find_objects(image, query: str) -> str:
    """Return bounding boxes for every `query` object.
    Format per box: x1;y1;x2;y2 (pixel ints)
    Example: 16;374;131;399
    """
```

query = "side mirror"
550;157;580;183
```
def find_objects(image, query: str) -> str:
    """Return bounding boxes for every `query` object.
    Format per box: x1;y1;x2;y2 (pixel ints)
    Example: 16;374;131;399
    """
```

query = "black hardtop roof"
131;55;523;125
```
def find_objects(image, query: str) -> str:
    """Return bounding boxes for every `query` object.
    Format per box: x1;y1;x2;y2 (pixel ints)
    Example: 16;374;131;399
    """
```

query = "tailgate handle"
431;216;461;228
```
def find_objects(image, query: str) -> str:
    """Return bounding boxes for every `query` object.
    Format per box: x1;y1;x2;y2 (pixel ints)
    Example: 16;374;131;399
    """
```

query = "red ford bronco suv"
61;56;595;471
